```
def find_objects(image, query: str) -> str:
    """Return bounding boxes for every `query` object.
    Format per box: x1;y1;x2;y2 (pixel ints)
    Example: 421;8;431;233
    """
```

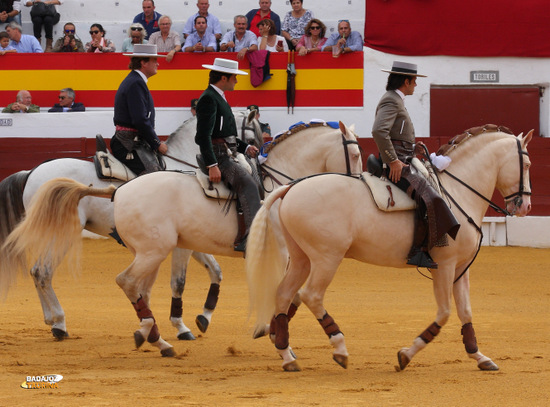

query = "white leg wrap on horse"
201;309;213;324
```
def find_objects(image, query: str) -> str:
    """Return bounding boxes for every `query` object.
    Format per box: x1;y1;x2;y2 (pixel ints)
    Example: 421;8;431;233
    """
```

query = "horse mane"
262;122;332;155
437;124;515;156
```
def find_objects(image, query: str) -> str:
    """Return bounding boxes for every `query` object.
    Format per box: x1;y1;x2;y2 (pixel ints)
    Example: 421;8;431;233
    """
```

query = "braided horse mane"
261;122;334;155
437;124;515;156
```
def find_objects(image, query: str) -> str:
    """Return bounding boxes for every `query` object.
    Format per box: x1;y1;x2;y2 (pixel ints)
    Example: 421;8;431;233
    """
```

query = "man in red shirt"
245;0;281;36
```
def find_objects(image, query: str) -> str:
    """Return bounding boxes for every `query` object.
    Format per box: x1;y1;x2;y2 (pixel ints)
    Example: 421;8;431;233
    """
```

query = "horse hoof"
51;328;69;340
396;349;410;371
333;354;348;369
161;347;176;357
195;315;209;333
134;331;146;348
283;361;301;372
177;331;196;341
478;360;499;371
253;324;269;339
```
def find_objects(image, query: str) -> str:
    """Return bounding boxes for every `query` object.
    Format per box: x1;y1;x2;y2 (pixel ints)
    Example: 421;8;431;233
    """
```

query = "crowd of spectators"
0;0;363;56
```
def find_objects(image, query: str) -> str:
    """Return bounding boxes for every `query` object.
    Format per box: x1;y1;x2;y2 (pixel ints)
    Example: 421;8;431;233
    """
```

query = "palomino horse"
246;125;533;372
0;110;262;341
1;121;363;357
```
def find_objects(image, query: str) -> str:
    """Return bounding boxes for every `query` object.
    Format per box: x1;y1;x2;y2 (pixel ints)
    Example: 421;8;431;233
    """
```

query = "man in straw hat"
110;44;168;175
195;58;260;252
372;61;460;269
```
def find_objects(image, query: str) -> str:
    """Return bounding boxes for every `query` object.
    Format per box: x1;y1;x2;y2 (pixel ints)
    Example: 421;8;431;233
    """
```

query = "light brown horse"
247;126;533;372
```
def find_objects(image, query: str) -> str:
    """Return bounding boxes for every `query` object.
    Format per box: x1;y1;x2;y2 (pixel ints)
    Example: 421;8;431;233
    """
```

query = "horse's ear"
349;123;356;133
522;129;534;147
338;121;346;135
247;109;257;123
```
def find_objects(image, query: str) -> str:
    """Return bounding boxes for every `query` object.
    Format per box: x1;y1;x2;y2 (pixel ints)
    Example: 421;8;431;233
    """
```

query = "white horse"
0;121;363;357
0;110;262;341
246;125;533;372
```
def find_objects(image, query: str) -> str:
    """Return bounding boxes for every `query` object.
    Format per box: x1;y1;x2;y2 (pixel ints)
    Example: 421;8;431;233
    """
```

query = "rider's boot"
406;210;438;269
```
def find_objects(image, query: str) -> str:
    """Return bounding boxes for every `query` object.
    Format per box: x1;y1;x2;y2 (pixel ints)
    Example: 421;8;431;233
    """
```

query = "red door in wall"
430;86;540;138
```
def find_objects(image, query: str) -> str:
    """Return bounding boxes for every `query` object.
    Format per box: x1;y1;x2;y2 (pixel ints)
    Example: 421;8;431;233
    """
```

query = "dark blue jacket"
48;102;85;112
113;70;161;151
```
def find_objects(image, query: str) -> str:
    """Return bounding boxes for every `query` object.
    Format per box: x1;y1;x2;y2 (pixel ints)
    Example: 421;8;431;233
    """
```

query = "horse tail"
0;177;115;301
246;184;291;337
0;170;31;248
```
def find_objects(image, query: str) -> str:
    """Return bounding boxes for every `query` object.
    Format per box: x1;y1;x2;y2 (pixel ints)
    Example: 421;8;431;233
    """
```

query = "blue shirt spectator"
182;0;221;41
6;21;42;52
323;20;363;53
133;0;161;39
183;15;216;52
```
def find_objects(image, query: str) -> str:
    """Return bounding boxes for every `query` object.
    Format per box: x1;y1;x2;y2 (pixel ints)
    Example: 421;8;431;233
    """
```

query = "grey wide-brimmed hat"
382;61;426;77
123;44;167;58
202;58;248;75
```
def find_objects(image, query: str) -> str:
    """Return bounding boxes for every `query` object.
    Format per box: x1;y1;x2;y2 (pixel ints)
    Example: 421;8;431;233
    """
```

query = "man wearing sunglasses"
48;88;85;112
52;22;84;52
323;19;363;54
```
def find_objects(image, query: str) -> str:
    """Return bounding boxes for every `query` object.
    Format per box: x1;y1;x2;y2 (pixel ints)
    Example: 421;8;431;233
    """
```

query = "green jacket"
2;103;40;113
195;85;247;166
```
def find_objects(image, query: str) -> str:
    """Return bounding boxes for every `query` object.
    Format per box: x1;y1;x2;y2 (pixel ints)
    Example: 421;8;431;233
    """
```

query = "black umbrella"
286;50;297;114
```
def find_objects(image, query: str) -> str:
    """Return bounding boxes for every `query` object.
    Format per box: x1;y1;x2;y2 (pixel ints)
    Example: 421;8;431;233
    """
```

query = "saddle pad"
94;150;136;182
362;172;416;212
195;153;251;200
196;171;235;200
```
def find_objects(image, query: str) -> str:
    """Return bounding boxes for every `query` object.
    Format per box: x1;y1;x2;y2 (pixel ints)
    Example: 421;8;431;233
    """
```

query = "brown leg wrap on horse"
461;322;479;354
147;323;160;343
318;313;343;338
287;302;298;320
170;297;183;319
419;321;441;344
274;313;289;350
204;283;220;310
133;297;154;320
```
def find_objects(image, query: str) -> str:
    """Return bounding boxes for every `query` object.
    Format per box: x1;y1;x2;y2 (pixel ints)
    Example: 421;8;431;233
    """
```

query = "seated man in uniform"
110;44;168;175
195;58;260;252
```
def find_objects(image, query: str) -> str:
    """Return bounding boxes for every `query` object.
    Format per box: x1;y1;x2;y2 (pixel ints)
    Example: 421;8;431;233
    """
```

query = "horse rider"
110;44;168;175
372;61;460;269
195;58;260;252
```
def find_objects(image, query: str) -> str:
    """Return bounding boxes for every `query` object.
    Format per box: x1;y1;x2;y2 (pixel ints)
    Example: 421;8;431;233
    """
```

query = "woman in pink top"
296;19;327;56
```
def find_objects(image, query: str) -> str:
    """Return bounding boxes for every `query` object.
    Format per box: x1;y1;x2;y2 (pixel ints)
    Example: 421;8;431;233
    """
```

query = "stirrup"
234;239;247;253
407;249;438;269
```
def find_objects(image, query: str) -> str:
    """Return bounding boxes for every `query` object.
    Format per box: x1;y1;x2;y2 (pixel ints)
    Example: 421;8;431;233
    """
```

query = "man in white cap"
372;61;460;269
195;58;260;252
110;44;168;175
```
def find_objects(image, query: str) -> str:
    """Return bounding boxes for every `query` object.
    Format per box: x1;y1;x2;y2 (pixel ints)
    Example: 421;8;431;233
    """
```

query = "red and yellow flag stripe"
1;52;363;108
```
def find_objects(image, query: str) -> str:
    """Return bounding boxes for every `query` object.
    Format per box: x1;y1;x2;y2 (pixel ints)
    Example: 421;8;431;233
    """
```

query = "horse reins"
258;130;361;192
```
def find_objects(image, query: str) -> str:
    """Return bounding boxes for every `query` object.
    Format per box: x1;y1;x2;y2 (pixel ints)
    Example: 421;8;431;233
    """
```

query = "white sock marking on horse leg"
201;308;213;324
170;317;191;335
277;347;296;365
402;336;427;360
468;350;491;364
330;333;349;357
136;317;154;340
150;337;173;352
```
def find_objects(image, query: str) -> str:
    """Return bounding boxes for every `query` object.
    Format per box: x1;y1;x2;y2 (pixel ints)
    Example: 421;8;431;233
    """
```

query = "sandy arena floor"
1;239;549;406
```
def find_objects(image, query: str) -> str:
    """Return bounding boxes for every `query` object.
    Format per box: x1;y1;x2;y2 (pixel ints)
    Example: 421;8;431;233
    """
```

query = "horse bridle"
440;138;530;219
427;138;530;283
258;130;362;190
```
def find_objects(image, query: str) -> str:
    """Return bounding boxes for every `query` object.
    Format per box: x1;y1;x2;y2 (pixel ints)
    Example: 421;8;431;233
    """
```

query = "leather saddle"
363;154;439;212
93;134;137;182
